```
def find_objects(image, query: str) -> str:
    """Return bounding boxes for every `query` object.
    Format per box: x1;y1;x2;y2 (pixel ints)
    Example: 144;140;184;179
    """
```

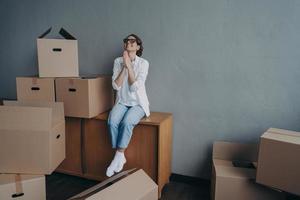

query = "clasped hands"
122;51;132;70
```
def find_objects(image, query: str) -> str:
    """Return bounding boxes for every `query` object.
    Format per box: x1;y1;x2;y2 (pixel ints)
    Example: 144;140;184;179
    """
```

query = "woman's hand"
123;51;135;85
123;51;132;69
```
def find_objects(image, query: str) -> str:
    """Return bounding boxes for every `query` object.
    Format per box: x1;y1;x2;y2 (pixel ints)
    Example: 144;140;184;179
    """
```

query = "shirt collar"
133;55;139;62
131;55;140;65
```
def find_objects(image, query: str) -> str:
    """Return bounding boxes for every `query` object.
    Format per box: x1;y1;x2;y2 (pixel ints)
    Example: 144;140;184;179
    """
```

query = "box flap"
59;28;76;40
261;130;300;145
38;27;76;40
213;141;258;162
3;100;64;126
38;27;52;38
267;128;300;136
81;76;98;79
69;169;137;199
213;159;256;179
58;76;109;80
16;76;54;80
69;169;157;200
0;105;52;131
87;169;157;200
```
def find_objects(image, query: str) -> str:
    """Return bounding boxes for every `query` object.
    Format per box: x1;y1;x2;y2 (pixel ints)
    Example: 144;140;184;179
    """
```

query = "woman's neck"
128;51;137;61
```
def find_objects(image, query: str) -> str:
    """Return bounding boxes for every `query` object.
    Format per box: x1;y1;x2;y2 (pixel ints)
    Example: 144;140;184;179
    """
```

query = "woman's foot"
114;156;126;173
106;159;118;177
106;151;126;177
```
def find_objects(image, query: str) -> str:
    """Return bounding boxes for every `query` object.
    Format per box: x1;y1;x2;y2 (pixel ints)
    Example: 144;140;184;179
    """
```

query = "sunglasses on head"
123;38;137;44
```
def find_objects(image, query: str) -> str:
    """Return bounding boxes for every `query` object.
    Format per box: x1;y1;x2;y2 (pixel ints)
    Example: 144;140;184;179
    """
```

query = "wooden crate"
56;112;173;198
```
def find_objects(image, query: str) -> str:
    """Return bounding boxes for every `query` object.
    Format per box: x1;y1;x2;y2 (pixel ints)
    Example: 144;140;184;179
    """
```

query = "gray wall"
1;0;300;179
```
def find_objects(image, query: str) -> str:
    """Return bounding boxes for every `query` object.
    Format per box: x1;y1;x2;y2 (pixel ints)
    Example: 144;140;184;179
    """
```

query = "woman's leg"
107;103;128;148
113;105;145;173
117;105;145;149
106;103;128;177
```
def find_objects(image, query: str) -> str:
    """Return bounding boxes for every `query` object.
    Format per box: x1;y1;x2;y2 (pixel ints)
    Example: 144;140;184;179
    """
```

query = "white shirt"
119;59;139;106
112;56;150;117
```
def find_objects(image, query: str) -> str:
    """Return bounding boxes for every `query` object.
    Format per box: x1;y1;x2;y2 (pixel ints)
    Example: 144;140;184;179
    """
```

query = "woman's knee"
120;116;137;127
108;115;120;127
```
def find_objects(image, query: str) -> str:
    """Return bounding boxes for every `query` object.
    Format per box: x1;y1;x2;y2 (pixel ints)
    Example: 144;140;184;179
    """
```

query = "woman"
106;34;150;177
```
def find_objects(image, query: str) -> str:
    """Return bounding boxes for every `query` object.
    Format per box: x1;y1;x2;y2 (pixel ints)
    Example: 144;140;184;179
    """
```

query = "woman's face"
123;36;140;53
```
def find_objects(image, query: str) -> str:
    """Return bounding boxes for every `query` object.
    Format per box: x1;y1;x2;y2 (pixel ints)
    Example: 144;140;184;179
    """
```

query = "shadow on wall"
195;144;213;180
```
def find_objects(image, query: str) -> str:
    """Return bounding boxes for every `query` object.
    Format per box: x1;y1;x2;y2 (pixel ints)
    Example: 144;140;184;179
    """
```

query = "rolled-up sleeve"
129;60;149;92
112;59;122;91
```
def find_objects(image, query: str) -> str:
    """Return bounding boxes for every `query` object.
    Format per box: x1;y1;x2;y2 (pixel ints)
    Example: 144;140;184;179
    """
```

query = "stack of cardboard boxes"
211;128;300;199
0;28;114;199
0;100;64;199
16;27;114;119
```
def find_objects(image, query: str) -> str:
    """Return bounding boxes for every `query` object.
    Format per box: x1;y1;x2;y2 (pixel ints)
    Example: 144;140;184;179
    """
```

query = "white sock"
114;153;126;173
115;151;125;160
106;151;125;177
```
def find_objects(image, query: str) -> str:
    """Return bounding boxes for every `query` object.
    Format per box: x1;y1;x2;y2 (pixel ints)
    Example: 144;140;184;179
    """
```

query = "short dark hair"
125;34;143;56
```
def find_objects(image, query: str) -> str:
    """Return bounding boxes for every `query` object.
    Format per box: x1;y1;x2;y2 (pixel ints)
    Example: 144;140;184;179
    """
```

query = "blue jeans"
107;103;145;149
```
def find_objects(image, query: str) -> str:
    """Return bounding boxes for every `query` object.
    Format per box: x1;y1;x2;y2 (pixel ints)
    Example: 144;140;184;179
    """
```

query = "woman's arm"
123;51;136;85
112;59;126;90
129;60;149;92
127;65;136;85
114;66;126;88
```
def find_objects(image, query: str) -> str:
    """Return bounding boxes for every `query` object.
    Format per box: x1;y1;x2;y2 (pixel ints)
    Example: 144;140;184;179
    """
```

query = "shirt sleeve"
112;58;122;91
129;60;149;92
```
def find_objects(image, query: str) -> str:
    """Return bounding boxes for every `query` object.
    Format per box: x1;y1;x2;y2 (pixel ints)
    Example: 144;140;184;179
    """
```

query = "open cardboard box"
0;101;65;174
37;27;79;78
55;76;113;118
0;174;45;200
211;141;284;200
68;169;158;200
16;77;56;102
256;128;300;196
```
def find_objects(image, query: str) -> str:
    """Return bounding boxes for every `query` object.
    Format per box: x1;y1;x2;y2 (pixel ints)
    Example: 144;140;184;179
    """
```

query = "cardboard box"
55;76;113;118
68;169;158;200
16;77;55;102
0;174;45;200
0;101;65;174
37;27;79;78
211;141;284;200
256;128;300;196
